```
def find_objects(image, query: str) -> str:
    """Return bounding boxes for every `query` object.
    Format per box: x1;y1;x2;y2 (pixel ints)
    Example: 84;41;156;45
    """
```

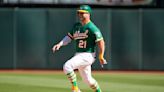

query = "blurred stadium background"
0;1;164;92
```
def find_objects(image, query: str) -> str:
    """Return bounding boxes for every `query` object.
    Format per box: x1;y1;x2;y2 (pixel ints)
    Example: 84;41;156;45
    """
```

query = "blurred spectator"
111;0;133;5
3;0;55;3
3;0;18;3
20;0;54;3
59;0;97;4
97;0;153;5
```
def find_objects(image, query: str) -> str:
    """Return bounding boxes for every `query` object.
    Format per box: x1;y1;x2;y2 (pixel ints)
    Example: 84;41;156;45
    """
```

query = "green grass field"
0;70;164;92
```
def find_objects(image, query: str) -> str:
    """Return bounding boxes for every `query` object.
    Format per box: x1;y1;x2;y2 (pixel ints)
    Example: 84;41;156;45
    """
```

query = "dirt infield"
0;69;164;75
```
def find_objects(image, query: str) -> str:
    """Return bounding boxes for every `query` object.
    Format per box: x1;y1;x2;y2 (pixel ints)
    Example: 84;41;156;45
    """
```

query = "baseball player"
52;5;107;92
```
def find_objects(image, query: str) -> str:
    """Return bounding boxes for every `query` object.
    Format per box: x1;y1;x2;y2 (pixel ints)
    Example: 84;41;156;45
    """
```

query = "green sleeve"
92;26;103;42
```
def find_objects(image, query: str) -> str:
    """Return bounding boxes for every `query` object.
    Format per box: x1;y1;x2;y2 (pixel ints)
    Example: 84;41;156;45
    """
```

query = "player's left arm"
97;39;107;67
91;24;107;67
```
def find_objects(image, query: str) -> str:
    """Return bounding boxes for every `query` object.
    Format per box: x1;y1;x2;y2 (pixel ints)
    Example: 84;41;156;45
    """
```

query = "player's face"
77;12;90;21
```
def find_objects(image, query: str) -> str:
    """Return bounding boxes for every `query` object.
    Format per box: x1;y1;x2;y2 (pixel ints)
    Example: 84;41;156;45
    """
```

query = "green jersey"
67;21;103;52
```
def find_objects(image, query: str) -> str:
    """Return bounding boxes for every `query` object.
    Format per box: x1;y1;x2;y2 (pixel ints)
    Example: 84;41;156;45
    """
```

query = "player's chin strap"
59;36;72;46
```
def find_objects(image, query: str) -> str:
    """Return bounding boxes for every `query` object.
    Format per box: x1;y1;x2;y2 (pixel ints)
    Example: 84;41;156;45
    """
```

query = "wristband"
99;53;103;60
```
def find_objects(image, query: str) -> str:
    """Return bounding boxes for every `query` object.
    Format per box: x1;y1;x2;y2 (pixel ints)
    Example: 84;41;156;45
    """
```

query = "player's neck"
81;19;90;26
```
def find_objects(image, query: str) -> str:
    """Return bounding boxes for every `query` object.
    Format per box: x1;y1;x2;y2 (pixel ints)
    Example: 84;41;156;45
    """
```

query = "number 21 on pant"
79;40;87;48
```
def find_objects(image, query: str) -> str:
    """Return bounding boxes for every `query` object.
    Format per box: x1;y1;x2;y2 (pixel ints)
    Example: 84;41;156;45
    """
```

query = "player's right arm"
52;23;78;53
52;36;72;53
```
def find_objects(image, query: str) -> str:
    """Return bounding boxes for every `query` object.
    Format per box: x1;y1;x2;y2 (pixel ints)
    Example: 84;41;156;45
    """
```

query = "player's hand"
99;54;107;68
52;44;61;53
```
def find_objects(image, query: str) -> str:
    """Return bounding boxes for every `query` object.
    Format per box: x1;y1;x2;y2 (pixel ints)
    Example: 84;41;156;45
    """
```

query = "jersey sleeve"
92;26;103;42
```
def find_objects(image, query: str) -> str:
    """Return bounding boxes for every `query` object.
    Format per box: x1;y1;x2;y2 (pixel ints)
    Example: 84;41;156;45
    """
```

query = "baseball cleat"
72;86;81;92
72;89;81;92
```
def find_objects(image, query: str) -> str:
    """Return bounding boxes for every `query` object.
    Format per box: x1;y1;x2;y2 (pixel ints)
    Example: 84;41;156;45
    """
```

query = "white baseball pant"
63;52;97;86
